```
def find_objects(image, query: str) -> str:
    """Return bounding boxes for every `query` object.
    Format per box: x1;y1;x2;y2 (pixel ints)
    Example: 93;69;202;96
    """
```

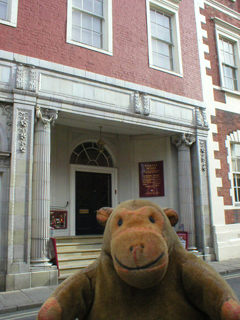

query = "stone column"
172;133;196;250
31;106;58;266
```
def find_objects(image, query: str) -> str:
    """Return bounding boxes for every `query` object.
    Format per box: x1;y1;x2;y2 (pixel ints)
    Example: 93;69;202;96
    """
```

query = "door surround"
70;164;118;236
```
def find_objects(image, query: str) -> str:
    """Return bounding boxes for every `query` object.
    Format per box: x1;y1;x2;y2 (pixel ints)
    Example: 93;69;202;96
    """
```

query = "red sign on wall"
50;211;67;229
139;161;164;197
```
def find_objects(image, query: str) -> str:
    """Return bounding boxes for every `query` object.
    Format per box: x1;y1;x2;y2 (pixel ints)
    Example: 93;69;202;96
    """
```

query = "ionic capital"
171;133;196;148
35;106;58;127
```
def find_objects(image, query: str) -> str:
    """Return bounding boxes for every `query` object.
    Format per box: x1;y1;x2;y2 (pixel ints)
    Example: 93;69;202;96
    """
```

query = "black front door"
76;171;112;235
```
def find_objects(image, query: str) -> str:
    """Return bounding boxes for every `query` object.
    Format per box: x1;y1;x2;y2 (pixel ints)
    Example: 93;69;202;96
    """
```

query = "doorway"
75;171;112;235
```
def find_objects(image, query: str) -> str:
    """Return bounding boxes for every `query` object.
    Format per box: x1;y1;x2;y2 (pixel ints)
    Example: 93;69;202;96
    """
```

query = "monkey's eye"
149;216;155;223
118;219;123;226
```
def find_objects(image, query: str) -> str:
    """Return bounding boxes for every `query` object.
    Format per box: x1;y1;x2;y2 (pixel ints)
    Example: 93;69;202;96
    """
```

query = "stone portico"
0;51;212;291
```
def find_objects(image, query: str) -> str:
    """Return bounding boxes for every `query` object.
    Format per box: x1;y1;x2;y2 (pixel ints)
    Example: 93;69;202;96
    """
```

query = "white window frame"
230;143;240;205
0;0;19;27
215;19;240;95
146;0;182;77
67;0;113;56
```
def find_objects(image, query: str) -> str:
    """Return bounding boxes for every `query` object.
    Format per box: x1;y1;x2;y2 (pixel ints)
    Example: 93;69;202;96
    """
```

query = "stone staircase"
54;236;103;283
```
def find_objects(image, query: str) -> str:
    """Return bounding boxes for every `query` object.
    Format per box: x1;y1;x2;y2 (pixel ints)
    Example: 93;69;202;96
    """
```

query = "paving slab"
21;286;57;303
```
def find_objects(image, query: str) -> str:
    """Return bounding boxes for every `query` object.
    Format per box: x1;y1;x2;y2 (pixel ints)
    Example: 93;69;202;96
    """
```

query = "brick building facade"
195;0;240;260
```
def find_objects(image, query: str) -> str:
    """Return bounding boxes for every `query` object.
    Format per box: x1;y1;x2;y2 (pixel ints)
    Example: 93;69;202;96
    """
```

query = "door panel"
76;171;112;235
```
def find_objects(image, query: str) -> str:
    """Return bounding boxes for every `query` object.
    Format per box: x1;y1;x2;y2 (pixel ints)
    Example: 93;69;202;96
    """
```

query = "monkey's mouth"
114;252;164;271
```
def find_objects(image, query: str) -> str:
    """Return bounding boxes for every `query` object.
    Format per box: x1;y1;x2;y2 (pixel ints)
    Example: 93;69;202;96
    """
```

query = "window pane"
82;29;92;45
94;0;103;16
151;21;157;38
72;26;81;41
223;65;237;90
162;14;170;28
156;11;163;25
93;17;101;32
73;0;82;9
83;0;93;13
72;10;81;26
157;40;170;56
82;13;92;30
93;33;101;48
234;144;240;157
157;25;171;43
152;39;157;52
150;9;155;22
232;159;236;171
152;52;158;66
0;2;7;20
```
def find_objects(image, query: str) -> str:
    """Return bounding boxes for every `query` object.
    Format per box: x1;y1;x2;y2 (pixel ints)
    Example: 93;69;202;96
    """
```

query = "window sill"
222;87;240;96
67;39;113;56
149;64;183;78
0;18;17;27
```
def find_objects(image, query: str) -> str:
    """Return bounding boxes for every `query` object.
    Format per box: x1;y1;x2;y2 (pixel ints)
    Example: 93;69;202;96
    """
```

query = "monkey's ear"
96;207;114;227
163;208;178;227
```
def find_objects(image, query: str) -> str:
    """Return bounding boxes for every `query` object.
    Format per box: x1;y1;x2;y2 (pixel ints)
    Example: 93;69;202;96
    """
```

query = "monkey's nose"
130;244;144;252
129;244;145;265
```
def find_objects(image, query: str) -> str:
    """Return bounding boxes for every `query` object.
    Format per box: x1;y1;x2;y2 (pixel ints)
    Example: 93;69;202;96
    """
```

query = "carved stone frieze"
29;67;36;92
0;152;10;167
143;93;150;116
171;133;196;148
133;92;150;116
16;64;25;90
18;111;29;154
35;106;58;127
0;103;13;129
134;92;140;114
200;141;206;172
196;107;208;127
15;65;37;92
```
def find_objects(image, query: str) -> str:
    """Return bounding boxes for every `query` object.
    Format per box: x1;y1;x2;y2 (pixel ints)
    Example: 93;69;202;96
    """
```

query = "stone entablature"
0;51;208;137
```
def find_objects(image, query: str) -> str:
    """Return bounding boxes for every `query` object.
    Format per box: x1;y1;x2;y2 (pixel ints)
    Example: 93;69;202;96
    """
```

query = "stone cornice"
213;17;240;35
205;0;240;21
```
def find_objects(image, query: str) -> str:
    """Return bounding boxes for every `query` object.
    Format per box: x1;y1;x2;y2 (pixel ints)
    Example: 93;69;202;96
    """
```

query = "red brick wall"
211;109;240;212
225;210;240;224
0;0;203;101
200;3;240;102
214;0;239;12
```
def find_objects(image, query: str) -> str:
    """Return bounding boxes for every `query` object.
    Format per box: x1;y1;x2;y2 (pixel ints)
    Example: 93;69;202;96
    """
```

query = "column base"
30;265;58;288
4;266;58;291
30;258;52;268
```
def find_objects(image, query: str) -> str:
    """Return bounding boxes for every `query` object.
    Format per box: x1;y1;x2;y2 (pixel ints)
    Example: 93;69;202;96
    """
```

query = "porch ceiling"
57;112;171;136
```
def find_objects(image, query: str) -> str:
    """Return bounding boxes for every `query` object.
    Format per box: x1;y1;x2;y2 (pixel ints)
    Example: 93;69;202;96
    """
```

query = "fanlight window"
70;142;113;167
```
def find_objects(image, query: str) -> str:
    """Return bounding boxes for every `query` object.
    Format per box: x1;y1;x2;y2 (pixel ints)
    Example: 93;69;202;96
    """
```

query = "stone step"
55;236;103;244
56;243;102;252
59;262;93;275
54;236;102;281
58;255;100;266
57;250;101;259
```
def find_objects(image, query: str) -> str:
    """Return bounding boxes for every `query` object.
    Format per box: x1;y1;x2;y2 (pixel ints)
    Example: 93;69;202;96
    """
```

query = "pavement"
0;258;239;316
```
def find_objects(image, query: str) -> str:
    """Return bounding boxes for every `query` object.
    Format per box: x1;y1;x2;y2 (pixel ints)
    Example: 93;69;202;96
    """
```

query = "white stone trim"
0;0;19;27
70;164;118;236
66;0;113;55
146;0;183;76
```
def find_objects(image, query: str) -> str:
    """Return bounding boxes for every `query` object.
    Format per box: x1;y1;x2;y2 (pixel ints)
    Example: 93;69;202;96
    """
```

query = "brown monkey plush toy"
38;199;240;320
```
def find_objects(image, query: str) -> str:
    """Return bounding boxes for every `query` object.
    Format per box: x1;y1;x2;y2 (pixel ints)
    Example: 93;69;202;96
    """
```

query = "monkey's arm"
181;255;240;320
37;262;97;320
